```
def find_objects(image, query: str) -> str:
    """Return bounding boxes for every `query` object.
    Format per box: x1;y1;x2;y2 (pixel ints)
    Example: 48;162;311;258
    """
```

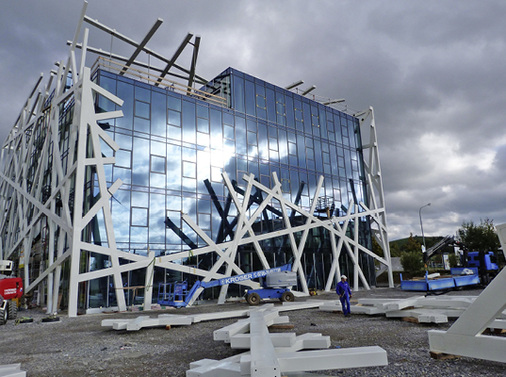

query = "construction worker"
336;275;352;317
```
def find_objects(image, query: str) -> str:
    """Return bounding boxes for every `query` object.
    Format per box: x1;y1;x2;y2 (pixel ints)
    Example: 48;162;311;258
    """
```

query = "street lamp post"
419;203;431;264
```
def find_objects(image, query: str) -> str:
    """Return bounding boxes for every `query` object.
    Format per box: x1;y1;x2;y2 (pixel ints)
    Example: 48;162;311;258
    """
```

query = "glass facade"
90;66;375;303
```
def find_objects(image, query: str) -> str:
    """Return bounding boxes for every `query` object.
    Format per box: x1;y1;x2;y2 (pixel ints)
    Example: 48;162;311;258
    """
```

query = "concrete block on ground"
230;332;297;349
186;358;241;377
277;346;388;373
0;364;26;377
192;309;250;323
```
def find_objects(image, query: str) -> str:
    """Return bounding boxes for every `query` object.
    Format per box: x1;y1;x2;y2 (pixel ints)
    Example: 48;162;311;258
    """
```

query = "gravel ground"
1;287;504;376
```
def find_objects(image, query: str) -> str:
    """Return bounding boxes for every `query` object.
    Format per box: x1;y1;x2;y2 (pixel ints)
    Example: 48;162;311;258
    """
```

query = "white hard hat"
341;275;347;280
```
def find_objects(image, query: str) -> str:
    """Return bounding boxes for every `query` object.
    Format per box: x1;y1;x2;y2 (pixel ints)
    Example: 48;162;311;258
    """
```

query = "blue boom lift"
158;264;297;307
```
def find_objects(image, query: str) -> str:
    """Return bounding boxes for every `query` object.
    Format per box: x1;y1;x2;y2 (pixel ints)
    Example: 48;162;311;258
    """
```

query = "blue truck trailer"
400;251;499;292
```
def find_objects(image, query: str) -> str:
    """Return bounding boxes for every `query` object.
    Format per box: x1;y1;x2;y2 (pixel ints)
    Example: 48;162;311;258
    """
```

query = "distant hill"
390;235;448;250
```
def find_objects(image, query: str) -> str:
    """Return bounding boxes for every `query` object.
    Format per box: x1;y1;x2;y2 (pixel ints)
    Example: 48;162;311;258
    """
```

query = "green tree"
389;242;401;257
400;252;424;276
404;233;422;253
458;218;500;252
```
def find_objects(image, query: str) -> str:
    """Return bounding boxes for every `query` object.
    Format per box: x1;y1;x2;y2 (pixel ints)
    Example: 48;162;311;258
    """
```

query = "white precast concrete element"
428;223;506;362
0;364;26;377
0;2;392;318
385;309;450;323
188;305;387;376
274;347;387;373
322;295;502;324
186;306;388;377
102;301;323;332
230;332;297;349
247;310;281;376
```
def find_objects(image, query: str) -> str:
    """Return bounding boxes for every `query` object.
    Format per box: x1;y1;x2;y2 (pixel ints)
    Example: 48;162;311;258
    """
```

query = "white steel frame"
0;2;393;317
355;107;394;288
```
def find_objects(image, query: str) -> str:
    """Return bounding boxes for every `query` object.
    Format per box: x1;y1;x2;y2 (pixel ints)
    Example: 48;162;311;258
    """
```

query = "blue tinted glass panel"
151;92;166;137
245;80;255;116
233;77;245;113
116;82;133;129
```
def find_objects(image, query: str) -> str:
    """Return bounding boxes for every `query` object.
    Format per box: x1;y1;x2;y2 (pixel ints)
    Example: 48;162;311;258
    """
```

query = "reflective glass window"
211;166;222;182
115;149;131;168
245;80;255;116
168;110;181;127
115;133;132;150
233;76;245;113
135;100;150;119
224;124;234;140
113;166;131;185
151;92;166;137
130;226;148;243
167;125;181;140
131;137;149;186
266;89;275;122
182;100;196;144
149;193;165;242
116;82;133;130
131;207;148;226
166;195;181;211
183;161;196;178
168;95;181;111
134;117;150;133
197;104;209;119
197;117;209;133
150;155;166;174
196;131;209;147
135;86;150;102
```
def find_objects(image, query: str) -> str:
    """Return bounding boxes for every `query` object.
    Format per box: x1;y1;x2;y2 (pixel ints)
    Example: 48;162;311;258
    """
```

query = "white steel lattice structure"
0;2;393;317
355;107;394;289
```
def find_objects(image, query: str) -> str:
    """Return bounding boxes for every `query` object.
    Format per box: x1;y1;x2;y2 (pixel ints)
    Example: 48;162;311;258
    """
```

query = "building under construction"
0;3;393;317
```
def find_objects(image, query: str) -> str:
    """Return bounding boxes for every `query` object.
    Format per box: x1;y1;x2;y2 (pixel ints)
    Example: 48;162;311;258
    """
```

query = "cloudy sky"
1;0;505;241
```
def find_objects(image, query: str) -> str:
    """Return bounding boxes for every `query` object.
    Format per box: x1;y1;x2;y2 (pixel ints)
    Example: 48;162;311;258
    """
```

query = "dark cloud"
1;0;505;240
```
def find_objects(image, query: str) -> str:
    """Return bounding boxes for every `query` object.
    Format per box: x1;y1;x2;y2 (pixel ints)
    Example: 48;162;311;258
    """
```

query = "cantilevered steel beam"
72;43;193;82
120;18;163;75
155;33;193;86
83;16;208;84
187;36;201;93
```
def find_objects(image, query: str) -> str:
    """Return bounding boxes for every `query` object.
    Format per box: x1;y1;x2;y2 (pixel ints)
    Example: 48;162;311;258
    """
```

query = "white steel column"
356;107;393;288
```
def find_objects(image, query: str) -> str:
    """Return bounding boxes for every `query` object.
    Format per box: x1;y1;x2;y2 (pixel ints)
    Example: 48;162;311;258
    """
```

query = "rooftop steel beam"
120;18;163;75
155;33;193;86
83;15;208;84
187;36;201;93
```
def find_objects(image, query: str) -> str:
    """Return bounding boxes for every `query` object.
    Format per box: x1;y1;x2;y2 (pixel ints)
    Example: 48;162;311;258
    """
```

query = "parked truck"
0;260;23;325
463;251;499;285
